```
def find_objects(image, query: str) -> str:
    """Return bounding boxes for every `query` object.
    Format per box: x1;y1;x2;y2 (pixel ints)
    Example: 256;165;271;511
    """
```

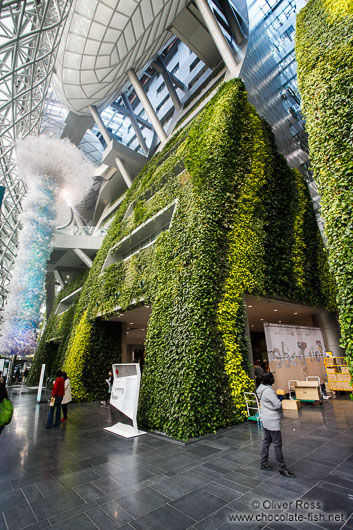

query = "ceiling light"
278;321;282;323
251;325;254;327
248;305;253;308
273;309;278;312
260;318;264;321
294;312;298;315
129;322;134;324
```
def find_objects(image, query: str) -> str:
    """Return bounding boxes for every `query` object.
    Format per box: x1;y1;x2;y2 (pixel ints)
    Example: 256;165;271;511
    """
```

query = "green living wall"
296;0;353;380
34;79;335;440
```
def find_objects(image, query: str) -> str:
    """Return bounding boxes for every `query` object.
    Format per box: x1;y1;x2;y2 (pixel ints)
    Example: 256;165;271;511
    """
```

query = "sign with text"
264;323;326;390
104;363;146;438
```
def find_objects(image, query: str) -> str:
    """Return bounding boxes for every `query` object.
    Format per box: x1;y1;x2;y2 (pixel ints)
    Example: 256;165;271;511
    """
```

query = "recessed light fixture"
273;309;278;312
129;322;134;324
278;321;282;323
294;312;298;315
251;324;254;327
248;305;253;308
260;318;264;321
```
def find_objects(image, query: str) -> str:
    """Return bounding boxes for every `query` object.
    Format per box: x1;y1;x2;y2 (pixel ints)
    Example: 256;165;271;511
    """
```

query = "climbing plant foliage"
35;80;335;440
296;0;353;380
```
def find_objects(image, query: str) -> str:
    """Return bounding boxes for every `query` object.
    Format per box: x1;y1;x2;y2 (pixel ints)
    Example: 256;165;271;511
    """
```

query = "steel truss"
0;0;72;316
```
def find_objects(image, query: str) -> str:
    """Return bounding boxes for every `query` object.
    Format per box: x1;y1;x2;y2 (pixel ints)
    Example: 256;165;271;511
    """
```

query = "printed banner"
264;323;326;390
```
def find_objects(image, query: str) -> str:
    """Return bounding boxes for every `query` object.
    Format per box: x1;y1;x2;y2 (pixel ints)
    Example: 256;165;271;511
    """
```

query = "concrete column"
126;344;134;362
194;0;239;77
45;272;56;316
121;93;148;154
73;248;93;268
121;322;128;363
88;105;111;146
54;270;65;289
115;157;132;188
312;311;345;357
243;294;255;381
127;69;167;143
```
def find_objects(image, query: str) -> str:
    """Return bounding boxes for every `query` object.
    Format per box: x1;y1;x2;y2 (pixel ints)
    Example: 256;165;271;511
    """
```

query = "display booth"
264;323;326;391
104;363;146;438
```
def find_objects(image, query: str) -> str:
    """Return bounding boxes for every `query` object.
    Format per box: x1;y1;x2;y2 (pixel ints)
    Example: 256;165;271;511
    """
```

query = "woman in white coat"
61;372;72;423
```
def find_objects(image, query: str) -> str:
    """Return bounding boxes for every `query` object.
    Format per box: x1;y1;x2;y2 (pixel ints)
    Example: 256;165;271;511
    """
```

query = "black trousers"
62;403;68;420
260;428;286;471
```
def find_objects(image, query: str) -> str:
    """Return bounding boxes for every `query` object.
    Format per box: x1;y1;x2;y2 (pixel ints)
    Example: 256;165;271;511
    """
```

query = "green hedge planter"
296;0;353;382
34;79;335;440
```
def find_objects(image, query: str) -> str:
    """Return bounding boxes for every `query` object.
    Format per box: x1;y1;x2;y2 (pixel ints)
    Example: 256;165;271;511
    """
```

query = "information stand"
104;363;146;438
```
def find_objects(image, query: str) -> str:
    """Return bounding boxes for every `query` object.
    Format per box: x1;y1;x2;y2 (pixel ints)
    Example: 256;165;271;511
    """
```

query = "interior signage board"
104;363;146;438
264;323;327;390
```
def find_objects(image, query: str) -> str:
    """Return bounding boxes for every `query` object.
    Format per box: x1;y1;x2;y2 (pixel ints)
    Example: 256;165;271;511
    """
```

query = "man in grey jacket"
257;372;295;477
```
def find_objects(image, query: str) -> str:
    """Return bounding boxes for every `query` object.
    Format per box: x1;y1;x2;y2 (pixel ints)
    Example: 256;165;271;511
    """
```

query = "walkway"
0;392;353;530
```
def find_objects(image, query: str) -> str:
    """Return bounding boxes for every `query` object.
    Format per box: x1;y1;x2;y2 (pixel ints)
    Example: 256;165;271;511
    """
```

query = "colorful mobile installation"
0;137;93;356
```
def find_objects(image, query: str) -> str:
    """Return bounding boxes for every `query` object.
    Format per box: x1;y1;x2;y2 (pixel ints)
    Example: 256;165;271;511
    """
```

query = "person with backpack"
0;381;13;435
256;372;295;477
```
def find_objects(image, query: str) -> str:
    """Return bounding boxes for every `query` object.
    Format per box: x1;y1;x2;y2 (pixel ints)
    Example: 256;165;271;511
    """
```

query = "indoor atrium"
0;1;352;529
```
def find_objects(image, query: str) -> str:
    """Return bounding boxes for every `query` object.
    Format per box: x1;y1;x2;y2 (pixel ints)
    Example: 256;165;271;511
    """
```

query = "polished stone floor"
0;390;353;530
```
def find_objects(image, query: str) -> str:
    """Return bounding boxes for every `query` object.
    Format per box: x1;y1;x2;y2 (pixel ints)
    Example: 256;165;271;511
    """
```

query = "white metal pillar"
73;248;93;268
127;69;167;143
152;60;182;111
194;0;239;78
115;158;133;188
88;105;112;146
90;104;133;188
121;93;148;154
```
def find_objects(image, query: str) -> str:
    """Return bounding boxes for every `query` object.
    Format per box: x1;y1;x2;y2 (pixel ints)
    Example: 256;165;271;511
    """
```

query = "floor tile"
0;489;27;512
116;487;169;518
35;477;64;497
85;506;118;529
29;489;85;520
21;484;43;503
49;513;98;530
100;501;133;526
150;480;188;501
3;502;37;530
186;445;223;458
74;481;105;501
171;489;227;521
130;503;195;530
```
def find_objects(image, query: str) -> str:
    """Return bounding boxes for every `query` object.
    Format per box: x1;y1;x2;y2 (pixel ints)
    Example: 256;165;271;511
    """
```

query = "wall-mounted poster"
264;323;326;391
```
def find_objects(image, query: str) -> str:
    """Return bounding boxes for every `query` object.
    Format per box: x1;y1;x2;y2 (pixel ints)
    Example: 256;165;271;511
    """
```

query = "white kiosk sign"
104;363;146;438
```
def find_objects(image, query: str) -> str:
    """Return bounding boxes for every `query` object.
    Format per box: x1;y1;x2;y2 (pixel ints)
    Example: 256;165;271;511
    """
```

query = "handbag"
0;398;14;426
49;397;55;407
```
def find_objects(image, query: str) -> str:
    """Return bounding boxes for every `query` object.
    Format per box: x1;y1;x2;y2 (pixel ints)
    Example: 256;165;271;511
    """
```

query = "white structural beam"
121;93;148;154
73;248;93;268
152;59;182;111
54;270;65;289
194;0;239;77
115;158;132;189
89;104;133;189
88;105;112;146
127;69;167;143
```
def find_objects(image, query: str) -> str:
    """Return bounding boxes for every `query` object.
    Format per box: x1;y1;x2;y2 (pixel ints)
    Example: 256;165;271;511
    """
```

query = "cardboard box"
294;381;320;401
282;399;301;410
